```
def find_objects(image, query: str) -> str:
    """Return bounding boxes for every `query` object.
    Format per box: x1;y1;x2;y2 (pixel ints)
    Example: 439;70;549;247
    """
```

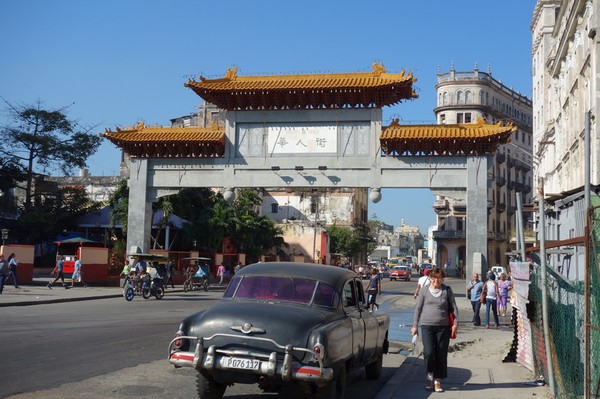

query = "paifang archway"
102;64;514;279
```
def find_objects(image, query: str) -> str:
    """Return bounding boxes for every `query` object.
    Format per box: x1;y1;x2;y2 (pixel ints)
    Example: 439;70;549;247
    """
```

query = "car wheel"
155;287;164;300
196;372;226;399
365;351;383;380
124;287;134;302
317;363;346;399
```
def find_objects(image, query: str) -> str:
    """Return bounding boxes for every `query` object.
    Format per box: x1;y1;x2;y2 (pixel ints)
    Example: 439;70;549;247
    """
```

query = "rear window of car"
223;276;339;307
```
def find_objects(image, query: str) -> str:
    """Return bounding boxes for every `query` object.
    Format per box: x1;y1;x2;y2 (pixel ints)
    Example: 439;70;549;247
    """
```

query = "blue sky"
0;0;535;233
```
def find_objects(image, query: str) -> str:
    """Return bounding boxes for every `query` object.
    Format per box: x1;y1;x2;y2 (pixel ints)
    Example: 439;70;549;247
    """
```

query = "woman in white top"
483;272;500;328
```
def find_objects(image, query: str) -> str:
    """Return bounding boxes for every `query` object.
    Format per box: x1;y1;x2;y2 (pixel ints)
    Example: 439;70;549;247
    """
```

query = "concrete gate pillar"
465;155;489;281
126;158;153;253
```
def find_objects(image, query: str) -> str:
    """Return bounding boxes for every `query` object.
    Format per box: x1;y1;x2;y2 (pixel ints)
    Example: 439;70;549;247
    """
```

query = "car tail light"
312;343;324;361
174;333;183;349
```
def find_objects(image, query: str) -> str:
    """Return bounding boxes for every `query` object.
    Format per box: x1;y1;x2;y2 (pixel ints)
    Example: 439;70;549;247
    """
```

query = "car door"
343;278;365;366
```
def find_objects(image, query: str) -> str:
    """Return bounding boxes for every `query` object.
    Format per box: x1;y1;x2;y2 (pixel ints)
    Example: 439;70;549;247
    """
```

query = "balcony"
514;182;524;192
434;199;449;209
433;199;449;214
496;202;506;212
433;230;466;239
496;152;506;163
453;200;467;212
496;176;506;187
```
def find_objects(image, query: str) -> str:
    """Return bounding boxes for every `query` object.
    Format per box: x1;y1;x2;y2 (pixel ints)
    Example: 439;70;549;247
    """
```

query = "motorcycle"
141;273;165;300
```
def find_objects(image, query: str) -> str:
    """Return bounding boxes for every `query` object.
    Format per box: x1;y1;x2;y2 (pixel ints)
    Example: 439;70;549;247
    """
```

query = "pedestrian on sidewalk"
497;272;512;316
217;263;226;285
0;254;8;294
48;256;67;289
7;253;19;288
411;267;458;393
466;272;483;326
413;268;431;299
165;261;175;288
483;272;500;328
70;256;87;288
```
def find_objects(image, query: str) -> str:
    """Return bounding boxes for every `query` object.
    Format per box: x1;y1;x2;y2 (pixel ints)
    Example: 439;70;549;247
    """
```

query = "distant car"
168;262;390;399
389;266;411;281
491;265;508;280
419;263;433;276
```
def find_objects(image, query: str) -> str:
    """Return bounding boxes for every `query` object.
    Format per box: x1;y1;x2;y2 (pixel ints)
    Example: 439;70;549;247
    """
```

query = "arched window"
479;91;484;104
443;92;448;105
456;91;463;104
438;93;442;106
465;91;472;104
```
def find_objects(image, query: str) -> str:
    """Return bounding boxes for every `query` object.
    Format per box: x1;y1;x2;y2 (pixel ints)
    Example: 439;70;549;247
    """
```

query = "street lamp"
1;229;9;246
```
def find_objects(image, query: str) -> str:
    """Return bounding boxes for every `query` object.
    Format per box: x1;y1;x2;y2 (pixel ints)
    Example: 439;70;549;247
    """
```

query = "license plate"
223;357;261;370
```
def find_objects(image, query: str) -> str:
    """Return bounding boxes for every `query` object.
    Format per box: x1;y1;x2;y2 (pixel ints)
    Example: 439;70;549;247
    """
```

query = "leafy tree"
15;185;101;243
107;179;129;240
328;224;360;259
0;100;102;210
327;219;380;263
226;189;285;258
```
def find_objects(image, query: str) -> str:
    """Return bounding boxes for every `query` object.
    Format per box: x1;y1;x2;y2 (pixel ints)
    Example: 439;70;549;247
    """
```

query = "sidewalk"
1;277;552;399
377;281;552;399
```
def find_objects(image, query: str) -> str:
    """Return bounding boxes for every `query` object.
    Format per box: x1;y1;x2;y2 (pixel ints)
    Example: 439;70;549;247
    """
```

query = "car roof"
236;262;357;290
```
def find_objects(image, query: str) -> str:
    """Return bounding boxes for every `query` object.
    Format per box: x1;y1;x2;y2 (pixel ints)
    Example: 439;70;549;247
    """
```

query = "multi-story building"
432;66;534;271
531;0;597;280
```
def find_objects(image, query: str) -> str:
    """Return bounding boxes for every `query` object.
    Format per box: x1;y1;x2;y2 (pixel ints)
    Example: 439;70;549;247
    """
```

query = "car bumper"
168;334;334;384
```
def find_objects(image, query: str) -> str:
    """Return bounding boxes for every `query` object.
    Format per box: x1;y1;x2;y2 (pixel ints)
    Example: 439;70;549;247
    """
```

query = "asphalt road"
0;277;421;399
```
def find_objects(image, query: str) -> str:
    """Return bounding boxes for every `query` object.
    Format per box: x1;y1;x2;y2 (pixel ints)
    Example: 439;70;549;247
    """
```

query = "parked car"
389;266;411;281
168;262;390;399
419;263;434;276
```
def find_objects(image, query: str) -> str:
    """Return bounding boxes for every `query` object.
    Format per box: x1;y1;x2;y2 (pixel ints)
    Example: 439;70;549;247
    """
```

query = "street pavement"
0;276;552;399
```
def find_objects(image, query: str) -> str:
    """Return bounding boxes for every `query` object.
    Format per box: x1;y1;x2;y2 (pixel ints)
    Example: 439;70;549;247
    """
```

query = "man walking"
71;256;87;288
466;272;484;326
48;256;67;289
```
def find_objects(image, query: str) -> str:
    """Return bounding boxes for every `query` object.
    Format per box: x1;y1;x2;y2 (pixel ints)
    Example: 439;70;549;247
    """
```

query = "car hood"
179;300;335;351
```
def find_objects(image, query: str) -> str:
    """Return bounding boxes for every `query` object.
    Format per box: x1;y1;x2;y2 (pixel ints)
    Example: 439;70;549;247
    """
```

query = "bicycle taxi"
181;257;211;292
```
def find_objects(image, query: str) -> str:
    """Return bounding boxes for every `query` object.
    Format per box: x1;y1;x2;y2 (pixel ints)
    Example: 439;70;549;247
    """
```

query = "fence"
527;205;600;398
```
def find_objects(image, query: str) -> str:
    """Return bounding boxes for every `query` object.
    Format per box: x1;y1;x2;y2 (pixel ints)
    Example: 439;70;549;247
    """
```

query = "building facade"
531;0;597;280
432;66;534;271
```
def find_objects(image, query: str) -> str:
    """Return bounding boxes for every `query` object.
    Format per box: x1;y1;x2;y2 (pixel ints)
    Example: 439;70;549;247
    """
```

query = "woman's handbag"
448;312;457;339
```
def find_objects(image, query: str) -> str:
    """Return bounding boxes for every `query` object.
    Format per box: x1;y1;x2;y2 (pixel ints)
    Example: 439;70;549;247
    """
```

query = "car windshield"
224;276;339;307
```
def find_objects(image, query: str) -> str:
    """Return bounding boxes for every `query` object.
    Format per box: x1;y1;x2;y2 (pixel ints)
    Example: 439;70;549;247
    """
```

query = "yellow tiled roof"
102;125;224;143
185;63;417;110
381;120;516;140
380;118;515;156
187;65;416;91
101;122;225;158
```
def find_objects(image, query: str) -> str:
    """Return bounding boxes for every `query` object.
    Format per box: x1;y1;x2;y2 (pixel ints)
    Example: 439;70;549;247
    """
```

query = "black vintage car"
168;262;390;399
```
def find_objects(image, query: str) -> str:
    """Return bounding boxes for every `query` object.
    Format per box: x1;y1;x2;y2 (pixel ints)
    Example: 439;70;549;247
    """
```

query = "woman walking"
497;272;512;317
411;267;458;392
